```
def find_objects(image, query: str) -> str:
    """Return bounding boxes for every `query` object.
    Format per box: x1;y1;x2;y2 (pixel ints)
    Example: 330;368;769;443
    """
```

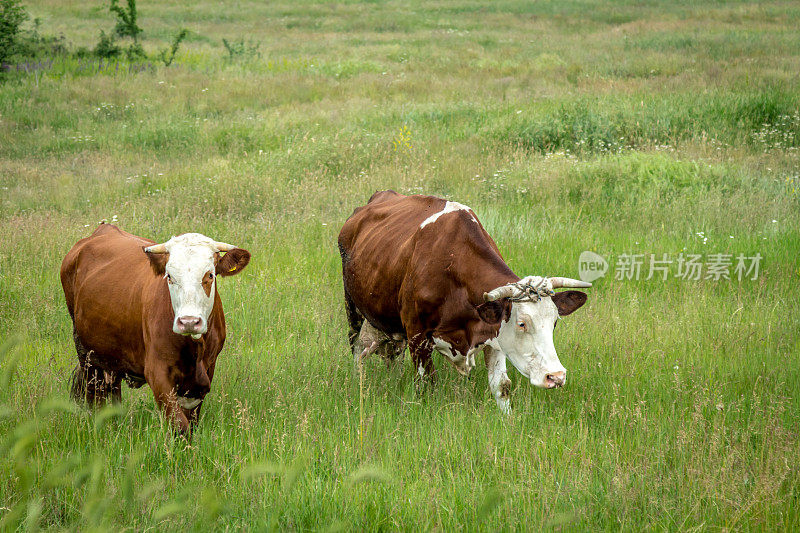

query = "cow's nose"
545;371;566;388
184;385;210;399
177;316;202;332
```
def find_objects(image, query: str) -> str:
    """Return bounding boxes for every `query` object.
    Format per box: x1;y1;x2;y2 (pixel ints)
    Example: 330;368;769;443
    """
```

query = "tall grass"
1;0;799;530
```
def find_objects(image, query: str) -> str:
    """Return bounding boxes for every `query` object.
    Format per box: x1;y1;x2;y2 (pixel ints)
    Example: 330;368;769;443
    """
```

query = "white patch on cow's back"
420;201;477;229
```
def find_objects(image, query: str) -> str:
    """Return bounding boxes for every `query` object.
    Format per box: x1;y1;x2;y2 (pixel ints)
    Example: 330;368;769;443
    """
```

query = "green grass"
2;0;800;530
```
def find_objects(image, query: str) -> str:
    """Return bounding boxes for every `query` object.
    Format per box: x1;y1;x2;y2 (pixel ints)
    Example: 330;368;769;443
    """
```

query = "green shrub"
11;17;68;60
222;37;260;60
157;28;187;66
110;0;142;43
104;0;145;59
93;29;121;58
0;0;27;65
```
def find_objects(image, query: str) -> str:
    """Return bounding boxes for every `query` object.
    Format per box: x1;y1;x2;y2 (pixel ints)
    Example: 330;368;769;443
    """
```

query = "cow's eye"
166;273;173;284
517;321;527;331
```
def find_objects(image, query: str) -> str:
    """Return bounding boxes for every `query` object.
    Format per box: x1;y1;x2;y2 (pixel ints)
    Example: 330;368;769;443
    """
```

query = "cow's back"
340;191;519;338
339;191;447;258
340;192;445;332
61;224;157;367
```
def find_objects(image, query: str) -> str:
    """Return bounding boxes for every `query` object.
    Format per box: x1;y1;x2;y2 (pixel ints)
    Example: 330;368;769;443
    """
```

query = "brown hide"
61;223;228;432
338;191;521;375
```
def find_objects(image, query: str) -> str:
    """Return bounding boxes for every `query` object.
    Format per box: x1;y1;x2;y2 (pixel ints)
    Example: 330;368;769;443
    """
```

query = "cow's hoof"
496;398;512;415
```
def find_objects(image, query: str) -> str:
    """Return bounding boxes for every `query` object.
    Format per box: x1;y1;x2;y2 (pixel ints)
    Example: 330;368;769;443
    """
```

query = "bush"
110;0;142;43
12;17;68;60
101;0;145;60
0;0;27;65
157;28;187;66
94;29;121;58
222;37;260;61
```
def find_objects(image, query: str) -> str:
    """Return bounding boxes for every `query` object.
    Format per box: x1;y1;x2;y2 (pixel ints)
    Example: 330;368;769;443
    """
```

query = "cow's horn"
549;277;592;289
213;241;237;252
144;243;168;254
483;285;516;302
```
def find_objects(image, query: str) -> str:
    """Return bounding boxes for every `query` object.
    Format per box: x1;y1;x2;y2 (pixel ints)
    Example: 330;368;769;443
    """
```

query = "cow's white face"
144;233;250;339
163;235;220;337
156;234;219;338
487;298;566;388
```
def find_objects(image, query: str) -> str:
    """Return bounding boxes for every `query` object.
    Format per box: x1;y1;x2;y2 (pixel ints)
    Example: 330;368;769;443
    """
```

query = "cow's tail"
339;243;364;350
70;364;87;404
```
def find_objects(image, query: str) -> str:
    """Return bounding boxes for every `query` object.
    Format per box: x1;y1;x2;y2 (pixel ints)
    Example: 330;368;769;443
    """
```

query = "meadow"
1;0;799;530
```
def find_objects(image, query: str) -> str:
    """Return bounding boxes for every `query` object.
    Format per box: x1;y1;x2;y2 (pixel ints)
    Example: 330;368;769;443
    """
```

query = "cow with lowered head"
339;191;591;413
61;223;250;432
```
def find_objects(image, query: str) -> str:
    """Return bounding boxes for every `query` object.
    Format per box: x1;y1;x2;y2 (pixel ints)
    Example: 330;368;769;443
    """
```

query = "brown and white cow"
338;191;590;413
60;223;250;432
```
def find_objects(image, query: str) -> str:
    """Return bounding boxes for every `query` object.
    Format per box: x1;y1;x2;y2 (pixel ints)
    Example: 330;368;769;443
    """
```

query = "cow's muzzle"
544;371;566;388
175;315;204;335
177;396;202;410
177;384;209;410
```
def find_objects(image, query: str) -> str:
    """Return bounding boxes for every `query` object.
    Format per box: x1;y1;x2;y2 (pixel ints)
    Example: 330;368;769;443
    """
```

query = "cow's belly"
72;266;145;375
74;314;143;375
360;307;405;336
346;266;405;335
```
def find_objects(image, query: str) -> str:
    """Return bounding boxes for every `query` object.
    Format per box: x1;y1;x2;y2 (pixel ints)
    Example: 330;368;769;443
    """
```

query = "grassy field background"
2;0;800;530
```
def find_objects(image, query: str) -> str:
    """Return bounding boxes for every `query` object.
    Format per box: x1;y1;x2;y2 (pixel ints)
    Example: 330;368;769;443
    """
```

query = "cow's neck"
459;250;520;306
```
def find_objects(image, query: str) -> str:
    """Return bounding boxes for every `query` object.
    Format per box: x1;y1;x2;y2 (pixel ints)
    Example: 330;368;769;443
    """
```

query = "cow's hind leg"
69;363;87;404
377;337;407;367
69;330;90;404
86;363;116;407
344;290;363;352
70;332;116;406
72;362;112;406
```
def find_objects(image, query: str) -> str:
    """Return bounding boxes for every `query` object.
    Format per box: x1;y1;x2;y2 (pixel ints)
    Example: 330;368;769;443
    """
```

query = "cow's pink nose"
177;316;202;332
545;371;566;388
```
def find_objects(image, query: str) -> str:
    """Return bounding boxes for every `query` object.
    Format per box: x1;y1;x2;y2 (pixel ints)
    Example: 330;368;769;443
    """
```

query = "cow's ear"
552;290;587;316
216;248;250;277
476;299;511;324
143;247;168;276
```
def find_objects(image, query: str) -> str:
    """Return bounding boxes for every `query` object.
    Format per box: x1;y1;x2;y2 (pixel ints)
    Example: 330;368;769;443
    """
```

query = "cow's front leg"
184;403;202;429
184;361;214;429
145;367;191;434
484;345;512;414
107;371;123;404
408;332;435;386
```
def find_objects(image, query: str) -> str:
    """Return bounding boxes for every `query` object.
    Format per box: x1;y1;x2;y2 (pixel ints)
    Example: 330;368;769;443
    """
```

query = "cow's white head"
478;276;589;388
143;233;250;338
